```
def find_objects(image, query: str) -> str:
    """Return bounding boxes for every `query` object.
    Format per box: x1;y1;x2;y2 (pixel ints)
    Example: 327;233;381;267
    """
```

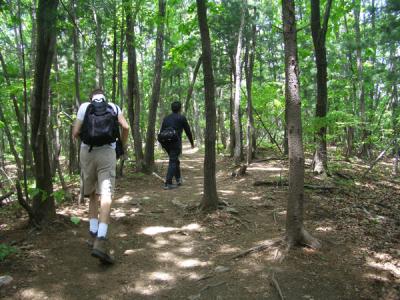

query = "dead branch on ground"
253;180;335;191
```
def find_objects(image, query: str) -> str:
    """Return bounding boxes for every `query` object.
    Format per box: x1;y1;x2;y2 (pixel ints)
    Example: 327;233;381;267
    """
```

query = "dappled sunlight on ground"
2;147;400;299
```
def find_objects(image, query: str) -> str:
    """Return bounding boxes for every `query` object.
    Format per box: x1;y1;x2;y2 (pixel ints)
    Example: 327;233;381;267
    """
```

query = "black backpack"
80;101;120;149
157;127;178;146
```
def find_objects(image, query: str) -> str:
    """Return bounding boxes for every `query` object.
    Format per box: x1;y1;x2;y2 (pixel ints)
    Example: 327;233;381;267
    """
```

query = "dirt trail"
1;145;399;299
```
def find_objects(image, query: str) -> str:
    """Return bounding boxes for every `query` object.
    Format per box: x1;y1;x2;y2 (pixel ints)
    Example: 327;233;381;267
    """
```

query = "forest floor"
1;144;400;300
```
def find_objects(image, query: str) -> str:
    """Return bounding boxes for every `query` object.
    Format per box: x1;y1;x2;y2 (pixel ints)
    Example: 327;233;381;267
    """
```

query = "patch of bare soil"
1;145;399;299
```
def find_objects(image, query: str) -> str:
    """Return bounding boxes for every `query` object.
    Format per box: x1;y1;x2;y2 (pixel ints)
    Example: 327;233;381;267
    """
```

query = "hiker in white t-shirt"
72;88;129;264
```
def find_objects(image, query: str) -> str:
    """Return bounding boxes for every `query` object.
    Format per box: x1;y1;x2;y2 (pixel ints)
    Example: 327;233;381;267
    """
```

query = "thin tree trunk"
196;0;219;211
184;55;203;113
229;54;235;157
193;95;202;147
310;0;332;174
31;0;59;224
53;51;70;196
72;0;81;107
0;104;36;225
391;52;399;176
112;0;117;103
353;0;369;158
93;7;105;89
30;0;37;76
143;0;166;173
118;10;125;108
126;2;144;171
245;7;257;164
282;0;320;249
218;89;227;150
344;14;356;159
233;3;245;165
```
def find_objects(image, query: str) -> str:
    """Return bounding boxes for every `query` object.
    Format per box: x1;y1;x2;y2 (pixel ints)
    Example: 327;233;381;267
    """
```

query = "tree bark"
196;0;219;211
31;0;59;224
229;53;235;157
143;0;166;173
391;50;399;176
126;2;144;171
282;0;320;249
310;0;332;174
233;3;245;165
218;89;227;150
71;0;81;107
193;95;203;147
112;0;118;103
0;104;36;224
118;9;125;108
245;6;257;164
184;55;203;113
353;0;369;158
93;7;105;89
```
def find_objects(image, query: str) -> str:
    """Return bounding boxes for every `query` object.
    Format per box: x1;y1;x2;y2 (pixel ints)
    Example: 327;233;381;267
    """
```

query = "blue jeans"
165;147;181;184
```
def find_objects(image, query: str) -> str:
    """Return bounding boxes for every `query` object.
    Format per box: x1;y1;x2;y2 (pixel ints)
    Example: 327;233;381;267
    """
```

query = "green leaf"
70;216;81;225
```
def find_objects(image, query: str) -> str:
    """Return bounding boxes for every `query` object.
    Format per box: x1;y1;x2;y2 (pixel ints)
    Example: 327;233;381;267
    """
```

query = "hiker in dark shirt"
160;101;194;190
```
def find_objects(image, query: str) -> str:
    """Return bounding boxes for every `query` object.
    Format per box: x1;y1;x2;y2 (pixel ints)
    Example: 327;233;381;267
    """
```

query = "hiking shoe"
86;231;97;248
176;178;183;186
91;237;115;265
163;183;178;190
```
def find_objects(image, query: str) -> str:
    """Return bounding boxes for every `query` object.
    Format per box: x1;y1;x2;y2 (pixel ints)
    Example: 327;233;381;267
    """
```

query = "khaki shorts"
80;147;116;197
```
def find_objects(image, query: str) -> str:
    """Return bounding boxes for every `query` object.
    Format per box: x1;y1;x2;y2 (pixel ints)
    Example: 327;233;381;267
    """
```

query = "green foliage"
52;190;66;204
0;243;17;261
70;216;81;225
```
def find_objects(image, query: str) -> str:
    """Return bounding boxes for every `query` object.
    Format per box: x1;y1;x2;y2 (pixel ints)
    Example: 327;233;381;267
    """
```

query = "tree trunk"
143;0;166;173
196;0;219;211
282;0;320;249
118;10;125;108
93;8;105;89
52;51;69;196
112;0;117;103
31;0;59;224
245;7;257;164
184;55;202;113
72;0;81;107
218;89;227;150
353;0;369;158
392;52;399;176
0;104;36;224
193;95;203;147
343;14;356;159
233;4;245;165
229;54;235;157
310;0;332;174
126;3;144;171
30;0;37;76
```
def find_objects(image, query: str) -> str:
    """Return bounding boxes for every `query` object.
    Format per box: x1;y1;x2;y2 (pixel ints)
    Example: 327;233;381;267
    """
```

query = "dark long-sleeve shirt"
161;113;194;146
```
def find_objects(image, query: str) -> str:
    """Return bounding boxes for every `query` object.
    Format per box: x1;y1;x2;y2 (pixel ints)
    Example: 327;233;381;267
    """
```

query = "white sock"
89;218;98;233
97;223;108;238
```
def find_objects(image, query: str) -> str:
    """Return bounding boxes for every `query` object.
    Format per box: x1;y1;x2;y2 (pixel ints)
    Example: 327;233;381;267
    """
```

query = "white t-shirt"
77;102;122;149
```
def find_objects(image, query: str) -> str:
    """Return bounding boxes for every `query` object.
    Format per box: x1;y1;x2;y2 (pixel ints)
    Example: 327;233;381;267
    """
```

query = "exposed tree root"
271;273;285;300
231;238;283;259
231;164;247;177
287;228;321;250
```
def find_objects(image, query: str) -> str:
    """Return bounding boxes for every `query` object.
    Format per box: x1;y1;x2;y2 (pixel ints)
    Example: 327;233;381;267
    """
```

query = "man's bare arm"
118;113;129;147
72;119;83;141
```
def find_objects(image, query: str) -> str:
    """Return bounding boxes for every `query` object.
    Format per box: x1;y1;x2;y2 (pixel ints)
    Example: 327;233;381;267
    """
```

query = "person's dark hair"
90;88;105;100
171;101;182;113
